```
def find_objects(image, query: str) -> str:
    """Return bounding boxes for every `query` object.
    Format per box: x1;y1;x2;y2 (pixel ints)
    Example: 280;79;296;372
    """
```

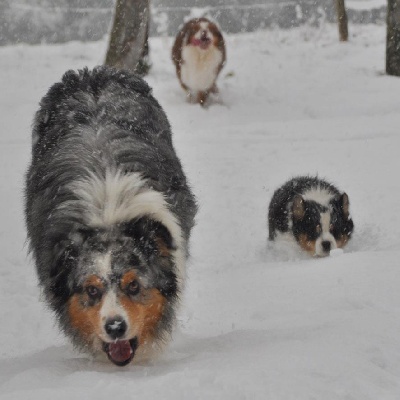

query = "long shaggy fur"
25;66;197;364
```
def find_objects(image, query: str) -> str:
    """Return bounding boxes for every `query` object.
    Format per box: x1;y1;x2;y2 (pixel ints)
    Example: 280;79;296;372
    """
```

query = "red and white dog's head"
184;18;224;50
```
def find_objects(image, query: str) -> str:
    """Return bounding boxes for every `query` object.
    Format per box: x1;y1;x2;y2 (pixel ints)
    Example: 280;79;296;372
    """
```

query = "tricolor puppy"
25;67;197;366
172;17;226;106
268;176;354;257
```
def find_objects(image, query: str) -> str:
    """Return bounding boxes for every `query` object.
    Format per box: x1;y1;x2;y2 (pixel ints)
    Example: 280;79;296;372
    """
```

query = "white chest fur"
181;45;223;92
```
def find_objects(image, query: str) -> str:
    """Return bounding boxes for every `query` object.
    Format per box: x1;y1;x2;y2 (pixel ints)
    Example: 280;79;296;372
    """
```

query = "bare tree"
386;0;400;76
335;0;349;42
105;0;150;76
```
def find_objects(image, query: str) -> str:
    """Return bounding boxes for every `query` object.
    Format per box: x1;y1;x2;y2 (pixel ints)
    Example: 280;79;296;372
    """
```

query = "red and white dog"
172;17;226;106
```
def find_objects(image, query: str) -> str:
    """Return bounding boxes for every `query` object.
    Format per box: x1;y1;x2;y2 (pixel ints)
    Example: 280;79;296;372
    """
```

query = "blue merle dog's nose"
105;317;127;340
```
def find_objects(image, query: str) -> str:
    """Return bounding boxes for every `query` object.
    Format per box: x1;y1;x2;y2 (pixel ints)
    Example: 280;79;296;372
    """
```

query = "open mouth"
199;36;211;49
191;36;211;49
102;337;138;366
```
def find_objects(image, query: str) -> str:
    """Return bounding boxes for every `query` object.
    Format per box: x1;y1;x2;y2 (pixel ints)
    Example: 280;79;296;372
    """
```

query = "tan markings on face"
120;270;138;288
119;271;166;347
68;275;105;343
298;234;316;255
155;237;171;257
336;234;350;249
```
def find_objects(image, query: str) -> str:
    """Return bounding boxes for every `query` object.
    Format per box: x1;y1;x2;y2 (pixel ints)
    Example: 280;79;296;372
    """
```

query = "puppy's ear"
340;193;350;219
123;217;176;257
292;195;305;221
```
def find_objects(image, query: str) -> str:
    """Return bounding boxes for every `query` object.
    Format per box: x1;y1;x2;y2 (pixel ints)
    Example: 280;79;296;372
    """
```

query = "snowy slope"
1;23;400;399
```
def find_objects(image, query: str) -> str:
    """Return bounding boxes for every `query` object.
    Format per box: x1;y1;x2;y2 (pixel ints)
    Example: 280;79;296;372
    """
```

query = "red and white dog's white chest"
181;44;223;92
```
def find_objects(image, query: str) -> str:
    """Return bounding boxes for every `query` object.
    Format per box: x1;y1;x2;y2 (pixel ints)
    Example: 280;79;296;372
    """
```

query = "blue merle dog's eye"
127;280;140;297
86;285;102;300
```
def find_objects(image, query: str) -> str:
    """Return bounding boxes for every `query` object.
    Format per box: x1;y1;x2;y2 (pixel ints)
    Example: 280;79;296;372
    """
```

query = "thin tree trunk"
105;0;150;75
386;0;400;76
335;0;348;42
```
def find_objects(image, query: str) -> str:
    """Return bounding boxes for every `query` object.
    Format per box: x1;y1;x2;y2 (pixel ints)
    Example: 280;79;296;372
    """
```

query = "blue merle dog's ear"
340;193;350;219
48;224;99;304
51;225;96;263
292;194;305;221
123;217;176;257
50;234;81;305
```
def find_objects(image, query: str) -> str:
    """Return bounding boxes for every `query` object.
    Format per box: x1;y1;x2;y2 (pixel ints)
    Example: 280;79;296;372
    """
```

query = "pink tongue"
191;38;209;48
108;341;132;363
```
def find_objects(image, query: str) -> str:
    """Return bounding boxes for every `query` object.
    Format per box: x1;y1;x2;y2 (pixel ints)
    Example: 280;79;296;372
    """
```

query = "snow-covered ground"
1;23;400;399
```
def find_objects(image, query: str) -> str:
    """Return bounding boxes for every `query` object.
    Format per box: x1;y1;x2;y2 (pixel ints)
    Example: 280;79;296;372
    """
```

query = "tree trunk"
105;0;150;76
386;0;400;76
335;0;348;42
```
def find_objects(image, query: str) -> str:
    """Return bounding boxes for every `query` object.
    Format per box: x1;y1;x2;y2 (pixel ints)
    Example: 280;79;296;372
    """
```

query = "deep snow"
1;23;400;399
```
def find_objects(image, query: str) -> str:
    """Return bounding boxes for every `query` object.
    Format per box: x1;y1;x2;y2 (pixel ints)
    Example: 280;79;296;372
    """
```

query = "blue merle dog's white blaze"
268;176;354;257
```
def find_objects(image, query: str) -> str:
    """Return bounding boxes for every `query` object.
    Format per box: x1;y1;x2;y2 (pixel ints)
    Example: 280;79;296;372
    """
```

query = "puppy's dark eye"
329;224;334;232
316;224;321;233
127;280;140;297
86;285;102;300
